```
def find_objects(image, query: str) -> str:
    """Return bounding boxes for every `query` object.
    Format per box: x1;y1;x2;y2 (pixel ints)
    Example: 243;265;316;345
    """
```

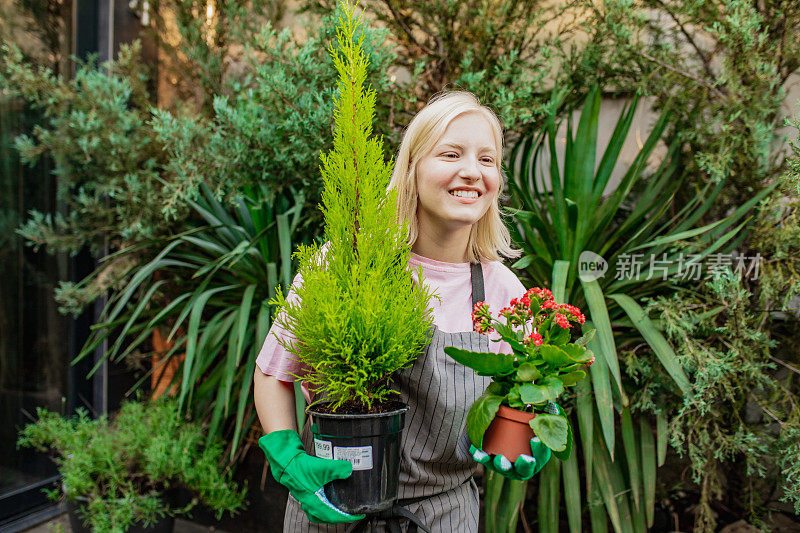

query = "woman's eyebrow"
438;142;497;153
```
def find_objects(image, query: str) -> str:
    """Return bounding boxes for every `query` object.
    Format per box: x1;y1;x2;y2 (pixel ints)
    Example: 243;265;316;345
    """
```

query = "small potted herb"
268;4;434;514
17;399;246;533
445;287;595;461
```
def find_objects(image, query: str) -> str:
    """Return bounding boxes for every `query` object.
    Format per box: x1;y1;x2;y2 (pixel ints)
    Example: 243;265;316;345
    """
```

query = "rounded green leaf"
507;385;524;409
531;413;569;452
552;419;573;461
516;362;542;382
549;327;571;346
519;378;564;404
558;370;587;386
539;344;575;366
562;344;593;363
467;392;504;448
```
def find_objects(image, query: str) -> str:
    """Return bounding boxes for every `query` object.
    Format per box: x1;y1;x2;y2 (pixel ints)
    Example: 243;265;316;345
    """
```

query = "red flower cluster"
525;331;544;346
471;301;494;334
559;304;586;324
470;287;588;346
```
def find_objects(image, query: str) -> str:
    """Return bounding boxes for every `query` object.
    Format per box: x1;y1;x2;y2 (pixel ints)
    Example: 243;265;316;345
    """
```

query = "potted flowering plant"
444;287;595;461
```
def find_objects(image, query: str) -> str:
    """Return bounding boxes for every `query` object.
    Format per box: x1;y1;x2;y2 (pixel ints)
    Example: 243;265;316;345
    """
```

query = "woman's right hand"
259;430;364;524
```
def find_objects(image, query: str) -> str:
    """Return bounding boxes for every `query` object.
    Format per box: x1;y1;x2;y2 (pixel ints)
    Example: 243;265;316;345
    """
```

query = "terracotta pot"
482;405;537;462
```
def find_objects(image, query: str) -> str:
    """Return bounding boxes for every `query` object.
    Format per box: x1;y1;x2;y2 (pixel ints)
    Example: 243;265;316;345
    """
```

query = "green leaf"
640;417;656;528
562;442;582;533
495;477;527;533
585;321;615;456
485;471;504;533
594;432;636;533
656;412;668;467
608;294;692;396
558;370;587;386
592;438;623;533
589;481;609;533
531;413;569;452
620;407;641;510
552;260;570;303
507;384;524;409
553;416;574;461
539;459;561;533
179;284;236;410
512;254;534;269
519;378;564;404
466;392;503;448
540;344;576;365
580;279;624;398
575;329;596;346
445;346;515;375
576;378;594;490
629;217;728;251
562;343;594;363
549;326;571;346
516;362;542;382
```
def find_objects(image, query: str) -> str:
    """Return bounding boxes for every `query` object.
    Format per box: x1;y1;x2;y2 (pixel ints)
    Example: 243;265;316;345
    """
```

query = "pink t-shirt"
255;252;527;382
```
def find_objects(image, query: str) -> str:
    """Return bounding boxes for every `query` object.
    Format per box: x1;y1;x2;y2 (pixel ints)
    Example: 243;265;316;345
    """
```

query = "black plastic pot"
66;499;175;533
308;403;408;514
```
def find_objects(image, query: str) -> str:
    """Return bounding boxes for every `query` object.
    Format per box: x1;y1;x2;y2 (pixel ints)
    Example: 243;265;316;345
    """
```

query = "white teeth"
449;190;479;198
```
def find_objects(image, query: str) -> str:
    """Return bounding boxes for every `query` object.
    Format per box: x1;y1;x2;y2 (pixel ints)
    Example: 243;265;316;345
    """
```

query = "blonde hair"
387;91;522;263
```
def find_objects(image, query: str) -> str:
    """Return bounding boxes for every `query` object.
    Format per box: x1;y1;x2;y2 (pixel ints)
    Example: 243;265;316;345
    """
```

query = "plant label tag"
314;438;333;460
333;445;373;471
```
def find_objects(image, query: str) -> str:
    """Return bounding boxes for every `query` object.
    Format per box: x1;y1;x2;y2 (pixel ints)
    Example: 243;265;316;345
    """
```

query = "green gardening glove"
469;402;560;481
470;437;552;481
259;429;365;524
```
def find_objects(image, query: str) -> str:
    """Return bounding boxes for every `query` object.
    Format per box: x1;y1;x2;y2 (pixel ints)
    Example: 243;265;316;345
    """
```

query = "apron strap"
470;262;485;308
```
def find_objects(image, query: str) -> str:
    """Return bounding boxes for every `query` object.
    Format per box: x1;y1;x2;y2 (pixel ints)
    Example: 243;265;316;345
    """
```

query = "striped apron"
283;263;492;532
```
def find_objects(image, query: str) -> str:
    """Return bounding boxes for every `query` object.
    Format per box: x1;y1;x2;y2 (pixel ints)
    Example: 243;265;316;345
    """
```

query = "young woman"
253;91;550;532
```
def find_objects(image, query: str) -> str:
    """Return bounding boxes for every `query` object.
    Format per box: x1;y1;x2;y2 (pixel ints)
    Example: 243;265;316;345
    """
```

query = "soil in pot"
308;401;408;514
482;404;537;462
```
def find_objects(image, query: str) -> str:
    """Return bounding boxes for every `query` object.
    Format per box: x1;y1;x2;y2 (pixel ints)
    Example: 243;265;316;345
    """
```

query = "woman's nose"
458;157;482;180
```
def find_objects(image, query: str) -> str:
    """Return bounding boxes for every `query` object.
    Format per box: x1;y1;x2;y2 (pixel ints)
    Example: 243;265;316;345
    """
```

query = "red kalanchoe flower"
472;301;490;321
472;301;494;334
586;355;596;367
558;303;586;324
474;321;495;334
541;299;558;310
525;331;543;346
554;313;572;329
498;306;515;320
525;287;554;301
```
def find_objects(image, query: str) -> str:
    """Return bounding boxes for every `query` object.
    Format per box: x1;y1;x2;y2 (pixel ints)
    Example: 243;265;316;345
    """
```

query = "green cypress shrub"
269;1;434;412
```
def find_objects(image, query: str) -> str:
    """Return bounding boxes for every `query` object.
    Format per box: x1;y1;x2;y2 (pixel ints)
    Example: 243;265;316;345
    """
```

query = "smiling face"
414;111;501;237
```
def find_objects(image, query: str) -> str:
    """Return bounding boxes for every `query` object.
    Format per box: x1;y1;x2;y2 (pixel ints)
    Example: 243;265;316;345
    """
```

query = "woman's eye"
481;157;494;164
442;153;458;158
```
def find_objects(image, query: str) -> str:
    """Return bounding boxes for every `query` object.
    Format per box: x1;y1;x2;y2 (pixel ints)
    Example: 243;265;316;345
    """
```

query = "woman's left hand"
469;438;551;481
469;401;561;480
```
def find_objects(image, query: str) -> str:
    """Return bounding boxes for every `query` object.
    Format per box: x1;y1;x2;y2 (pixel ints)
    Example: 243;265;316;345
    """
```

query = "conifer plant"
270;0;435;414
